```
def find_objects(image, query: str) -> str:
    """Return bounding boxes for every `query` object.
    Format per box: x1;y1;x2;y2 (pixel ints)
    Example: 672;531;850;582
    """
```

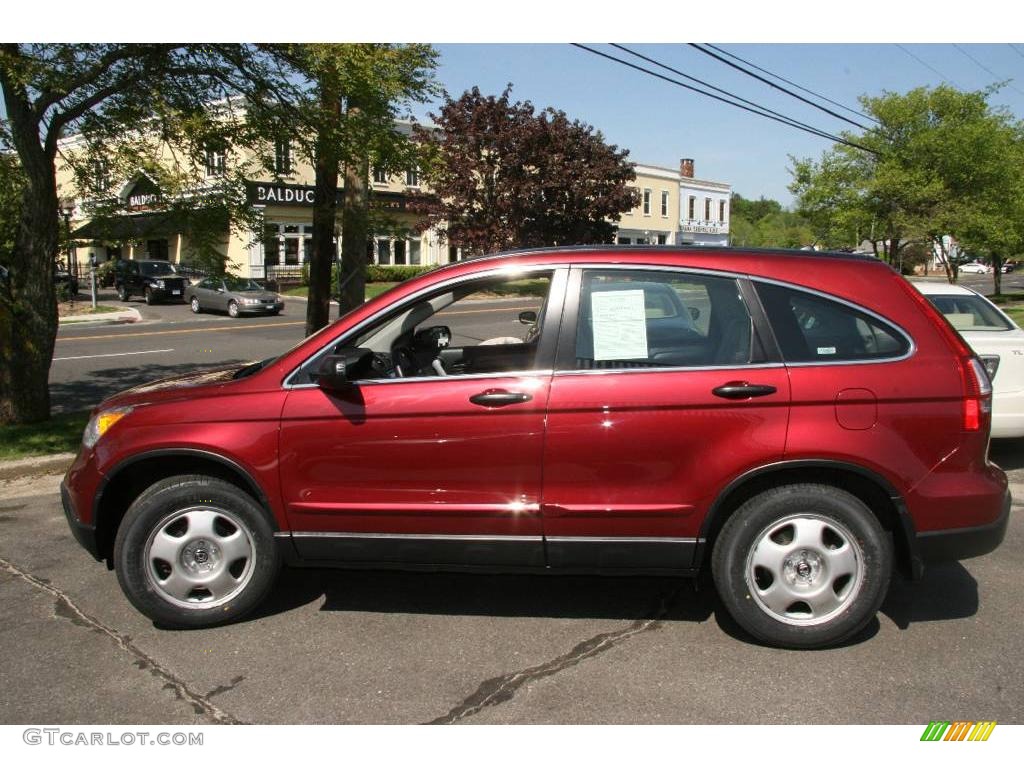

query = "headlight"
82;406;134;449
243;297;260;304
155;279;165;288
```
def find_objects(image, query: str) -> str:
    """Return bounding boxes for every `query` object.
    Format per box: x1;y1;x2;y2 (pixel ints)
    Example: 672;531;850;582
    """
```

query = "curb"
59;307;143;326
0;452;76;482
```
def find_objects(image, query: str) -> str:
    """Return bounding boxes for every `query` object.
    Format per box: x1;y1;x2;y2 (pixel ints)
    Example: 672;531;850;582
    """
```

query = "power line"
703;43;880;126
894;44;961;88
952;43;1024;96
609;44;861;141
687;43;874;131
570;44;879;156
1010;44;1024;60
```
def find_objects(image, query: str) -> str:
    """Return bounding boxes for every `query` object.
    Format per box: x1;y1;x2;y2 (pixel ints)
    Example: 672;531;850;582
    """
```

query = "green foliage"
0;153;25;263
789;85;1024;280
728;193;813;248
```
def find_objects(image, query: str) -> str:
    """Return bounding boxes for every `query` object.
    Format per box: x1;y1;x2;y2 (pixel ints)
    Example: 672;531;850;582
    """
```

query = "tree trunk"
304;83;341;337
993;254;1003;296
0;73;59;424
338;97;369;318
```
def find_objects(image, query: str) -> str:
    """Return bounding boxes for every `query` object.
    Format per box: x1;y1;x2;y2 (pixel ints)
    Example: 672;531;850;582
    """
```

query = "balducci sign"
247;182;321;206
123;176;161;211
681;224;726;234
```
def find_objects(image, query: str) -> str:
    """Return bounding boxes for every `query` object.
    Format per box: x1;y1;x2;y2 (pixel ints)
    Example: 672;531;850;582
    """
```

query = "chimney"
680;158;694;178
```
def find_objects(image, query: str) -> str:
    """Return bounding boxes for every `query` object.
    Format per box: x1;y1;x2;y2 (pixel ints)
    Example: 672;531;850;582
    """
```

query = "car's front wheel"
113;475;280;628
117;285;129;302
144;286;155;305
711;484;892;649
190;296;201;314
227;300;239;318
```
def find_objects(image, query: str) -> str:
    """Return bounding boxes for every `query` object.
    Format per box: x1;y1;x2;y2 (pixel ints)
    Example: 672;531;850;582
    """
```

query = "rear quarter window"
756;282;909;362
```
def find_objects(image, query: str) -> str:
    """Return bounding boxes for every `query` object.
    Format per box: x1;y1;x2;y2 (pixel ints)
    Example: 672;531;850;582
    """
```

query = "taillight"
896;277;992;431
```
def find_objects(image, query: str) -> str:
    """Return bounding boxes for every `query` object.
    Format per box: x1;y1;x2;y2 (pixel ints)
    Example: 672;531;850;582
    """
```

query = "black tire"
190;296;202;314
227;300;239;318
117;285;129;302
711;484;892;649
113;475;280;629
144;286;155;305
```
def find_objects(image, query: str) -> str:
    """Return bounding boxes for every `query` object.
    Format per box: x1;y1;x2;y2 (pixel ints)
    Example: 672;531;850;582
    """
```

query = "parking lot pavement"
2;465;1022;725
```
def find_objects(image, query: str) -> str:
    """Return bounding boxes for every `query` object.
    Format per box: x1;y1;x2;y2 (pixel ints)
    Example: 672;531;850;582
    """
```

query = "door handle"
712;382;777;399
469;390;532;407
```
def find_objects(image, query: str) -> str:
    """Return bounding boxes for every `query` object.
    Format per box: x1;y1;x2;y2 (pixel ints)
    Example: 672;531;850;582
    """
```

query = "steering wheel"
392;346;417;377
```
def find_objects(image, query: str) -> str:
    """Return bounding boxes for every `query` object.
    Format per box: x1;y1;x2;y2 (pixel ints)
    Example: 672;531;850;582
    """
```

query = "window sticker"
817;346;837;355
591;289;649;360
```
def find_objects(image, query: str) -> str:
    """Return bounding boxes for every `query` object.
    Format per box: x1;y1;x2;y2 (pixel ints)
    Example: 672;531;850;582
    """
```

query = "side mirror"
316;347;373;390
688;307;700;321
414;325;451;351
518;310;538;325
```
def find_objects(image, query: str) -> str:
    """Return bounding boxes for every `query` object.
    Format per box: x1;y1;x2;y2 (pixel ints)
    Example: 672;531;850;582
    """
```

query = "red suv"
61;247;1009;648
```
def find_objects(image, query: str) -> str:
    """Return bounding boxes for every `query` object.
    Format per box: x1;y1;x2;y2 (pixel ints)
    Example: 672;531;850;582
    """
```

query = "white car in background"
912;280;1024;438
957;261;992;275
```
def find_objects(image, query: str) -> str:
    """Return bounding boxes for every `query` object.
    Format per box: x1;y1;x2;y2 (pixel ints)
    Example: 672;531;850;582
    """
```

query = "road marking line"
58;321;304;342
53;348;175;362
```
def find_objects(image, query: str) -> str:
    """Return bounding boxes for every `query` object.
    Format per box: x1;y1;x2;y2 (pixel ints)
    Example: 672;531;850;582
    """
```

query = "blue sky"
422;43;1024;206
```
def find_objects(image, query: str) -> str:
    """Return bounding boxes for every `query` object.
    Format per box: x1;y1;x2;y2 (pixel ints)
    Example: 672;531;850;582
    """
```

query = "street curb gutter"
59;307;142;326
0;453;75;481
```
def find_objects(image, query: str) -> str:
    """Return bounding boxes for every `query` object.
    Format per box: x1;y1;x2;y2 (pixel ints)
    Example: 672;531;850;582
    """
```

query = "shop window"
657;234;667;245
618;237;631;245
409;239;422;265
264;224;280;267
284;238;299;265
393;239;407;265
377;238;392;265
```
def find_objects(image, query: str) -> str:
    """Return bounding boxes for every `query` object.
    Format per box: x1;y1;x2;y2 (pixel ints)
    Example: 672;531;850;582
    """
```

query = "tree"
790;85;1024;284
245;44;439;333
1;44;268;424
728;193;813;248
415;86;638;256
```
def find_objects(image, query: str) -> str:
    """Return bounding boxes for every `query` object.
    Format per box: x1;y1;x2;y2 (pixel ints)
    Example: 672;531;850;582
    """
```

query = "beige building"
57;122;731;281
615;158;732;248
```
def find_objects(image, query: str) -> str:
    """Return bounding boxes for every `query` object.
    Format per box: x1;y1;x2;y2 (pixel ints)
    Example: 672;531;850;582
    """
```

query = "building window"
408;238;422;265
205;144;226;177
618;236;631;245
376;237;392;265
719;199;727;223
264;224;280;267
94;158;110;193
275;140;292;175
661;190;669;217
642;189;652;216
406;167;419;187
704;197;712;222
687;195;696;221
372;167;388;184
657;234;667;245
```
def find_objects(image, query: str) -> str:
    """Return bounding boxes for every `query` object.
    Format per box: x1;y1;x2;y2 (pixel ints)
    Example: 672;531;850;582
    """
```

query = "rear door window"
571;270;755;369
756;282;909;362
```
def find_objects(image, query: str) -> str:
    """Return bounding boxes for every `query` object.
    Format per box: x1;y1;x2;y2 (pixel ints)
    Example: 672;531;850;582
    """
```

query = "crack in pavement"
0;556;244;725
426;588;682;725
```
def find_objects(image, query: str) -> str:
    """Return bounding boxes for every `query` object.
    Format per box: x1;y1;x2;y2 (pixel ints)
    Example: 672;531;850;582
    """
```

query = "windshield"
224;276;264;292
927;294;1014;332
139;261;176;277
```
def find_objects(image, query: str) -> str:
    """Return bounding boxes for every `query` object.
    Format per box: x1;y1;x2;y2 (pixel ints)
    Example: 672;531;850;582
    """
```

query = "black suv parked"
114;259;187;305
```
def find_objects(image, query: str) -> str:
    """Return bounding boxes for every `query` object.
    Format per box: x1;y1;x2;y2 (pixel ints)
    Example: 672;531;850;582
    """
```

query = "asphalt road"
50;290;541;414
0;465;1021;725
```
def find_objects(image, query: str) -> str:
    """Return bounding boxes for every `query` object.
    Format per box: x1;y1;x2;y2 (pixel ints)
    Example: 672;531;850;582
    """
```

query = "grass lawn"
283;282;399;301
0;411;90;461
1001;305;1024;327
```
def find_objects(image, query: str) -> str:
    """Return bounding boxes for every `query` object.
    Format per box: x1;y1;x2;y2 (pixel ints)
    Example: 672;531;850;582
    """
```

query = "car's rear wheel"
711;484;891;649
118;285;129;302
190;296;201;313
227;300;239;318
113;475;280;628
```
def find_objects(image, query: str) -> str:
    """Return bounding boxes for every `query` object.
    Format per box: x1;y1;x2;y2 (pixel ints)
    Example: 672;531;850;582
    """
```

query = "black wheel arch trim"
697;459;922;579
93;448;278;536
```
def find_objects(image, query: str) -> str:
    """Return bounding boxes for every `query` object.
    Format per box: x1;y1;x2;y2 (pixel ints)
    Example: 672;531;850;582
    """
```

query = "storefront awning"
71;209;229;242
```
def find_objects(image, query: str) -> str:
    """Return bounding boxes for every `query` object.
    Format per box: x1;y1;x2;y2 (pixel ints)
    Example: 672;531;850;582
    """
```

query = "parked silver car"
185;276;284;318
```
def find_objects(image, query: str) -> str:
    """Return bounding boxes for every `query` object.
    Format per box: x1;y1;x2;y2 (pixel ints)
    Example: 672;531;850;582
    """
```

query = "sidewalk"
59;305;142;326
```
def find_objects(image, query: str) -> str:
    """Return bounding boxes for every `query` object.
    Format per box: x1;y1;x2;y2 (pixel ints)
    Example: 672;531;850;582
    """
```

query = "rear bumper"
61;480;102;561
914;488;1010;566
